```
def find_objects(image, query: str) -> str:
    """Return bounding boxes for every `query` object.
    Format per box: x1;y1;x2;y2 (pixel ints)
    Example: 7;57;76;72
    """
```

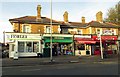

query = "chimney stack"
81;16;85;23
63;11;68;22
36;5;42;21
96;11;103;22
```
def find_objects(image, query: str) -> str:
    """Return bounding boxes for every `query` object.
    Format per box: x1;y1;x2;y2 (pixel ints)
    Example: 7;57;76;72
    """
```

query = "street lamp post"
3;31;5;45
99;34;103;59
50;0;53;62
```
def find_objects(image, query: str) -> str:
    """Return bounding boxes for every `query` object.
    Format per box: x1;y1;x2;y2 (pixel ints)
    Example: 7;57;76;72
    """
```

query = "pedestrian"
78;46;81;59
57;46;61;55
64;45;67;55
78;50;81;59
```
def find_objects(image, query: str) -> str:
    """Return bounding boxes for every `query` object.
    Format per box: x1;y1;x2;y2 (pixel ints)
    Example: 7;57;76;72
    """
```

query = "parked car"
2;50;9;58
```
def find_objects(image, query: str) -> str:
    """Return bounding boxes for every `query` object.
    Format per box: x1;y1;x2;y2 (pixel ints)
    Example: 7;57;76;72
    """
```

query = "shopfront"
43;34;73;56
5;32;42;58
74;35;96;56
92;35;118;55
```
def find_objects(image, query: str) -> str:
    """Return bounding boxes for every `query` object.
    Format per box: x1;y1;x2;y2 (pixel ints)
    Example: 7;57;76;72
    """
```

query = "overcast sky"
0;0;119;43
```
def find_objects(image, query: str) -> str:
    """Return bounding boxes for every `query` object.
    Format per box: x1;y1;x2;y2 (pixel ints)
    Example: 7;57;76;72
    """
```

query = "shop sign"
54;37;64;39
10;35;27;38
44;36;72;43
5;33;41;42
103;30;113;35
74;35;91;38
92;35;117;41
101;36;117;40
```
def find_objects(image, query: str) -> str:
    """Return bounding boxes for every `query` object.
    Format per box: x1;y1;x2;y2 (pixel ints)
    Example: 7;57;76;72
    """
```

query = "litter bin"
43;48;50;57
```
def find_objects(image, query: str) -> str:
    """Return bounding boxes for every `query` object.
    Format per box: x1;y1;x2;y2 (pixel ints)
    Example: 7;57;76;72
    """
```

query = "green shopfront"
43;34;74;56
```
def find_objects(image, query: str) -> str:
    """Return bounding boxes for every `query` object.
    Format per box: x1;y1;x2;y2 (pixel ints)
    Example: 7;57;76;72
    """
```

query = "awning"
92;35;118;41
77;41;96;44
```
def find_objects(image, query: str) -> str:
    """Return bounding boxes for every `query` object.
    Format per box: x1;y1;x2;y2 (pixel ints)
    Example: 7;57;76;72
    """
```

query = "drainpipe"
18;21;20;32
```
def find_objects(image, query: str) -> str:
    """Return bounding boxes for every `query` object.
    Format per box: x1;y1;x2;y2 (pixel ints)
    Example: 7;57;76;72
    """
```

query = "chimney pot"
36;5;42;21
96;11;103;22
81;16;85;23
63;11;68;22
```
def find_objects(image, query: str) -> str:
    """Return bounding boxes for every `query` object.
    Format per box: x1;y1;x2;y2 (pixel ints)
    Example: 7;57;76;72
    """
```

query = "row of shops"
5;32;119;58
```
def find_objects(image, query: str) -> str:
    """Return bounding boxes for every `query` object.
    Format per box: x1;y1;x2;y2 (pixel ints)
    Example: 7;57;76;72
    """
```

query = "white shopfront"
5;32;43;58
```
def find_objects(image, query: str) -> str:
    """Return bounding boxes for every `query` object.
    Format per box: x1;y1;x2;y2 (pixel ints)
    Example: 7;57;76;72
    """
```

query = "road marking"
22;69;41;71
56;66;74;69
93;62;117;64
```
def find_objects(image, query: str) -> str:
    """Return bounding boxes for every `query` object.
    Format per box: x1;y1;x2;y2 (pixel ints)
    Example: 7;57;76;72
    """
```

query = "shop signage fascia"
44;36;73;43
92;35;118;41
5;33;41;42
74;35;91;38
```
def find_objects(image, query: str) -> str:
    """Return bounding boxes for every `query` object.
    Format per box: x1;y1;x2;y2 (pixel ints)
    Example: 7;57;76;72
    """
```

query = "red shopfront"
92;35;118;55
74;35;96;56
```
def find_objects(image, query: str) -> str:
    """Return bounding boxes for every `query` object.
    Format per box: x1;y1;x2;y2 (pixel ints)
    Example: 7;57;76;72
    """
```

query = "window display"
18;41;39;53
18;42;24;52
33;42;39;52
26;42;32;52
76;44;85;50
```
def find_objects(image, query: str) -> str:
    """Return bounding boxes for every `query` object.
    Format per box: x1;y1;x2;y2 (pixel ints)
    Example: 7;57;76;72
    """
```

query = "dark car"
2;50;9;58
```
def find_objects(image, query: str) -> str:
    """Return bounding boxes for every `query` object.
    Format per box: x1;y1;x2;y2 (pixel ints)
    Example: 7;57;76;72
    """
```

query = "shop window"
33;42;39;52
26;42;32;52
18;42;24;52
18;41;39;53
76;44;85;50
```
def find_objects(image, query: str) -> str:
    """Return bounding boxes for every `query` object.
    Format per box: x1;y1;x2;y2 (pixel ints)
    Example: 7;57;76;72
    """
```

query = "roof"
88;21;120;28
9;16;60;25
59;21;88;28
9;16;119;28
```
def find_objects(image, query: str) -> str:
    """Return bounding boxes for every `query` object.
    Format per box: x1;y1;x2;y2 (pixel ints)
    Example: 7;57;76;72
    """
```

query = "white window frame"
45;25;51;33
22;24;31;33
77;29;82;34
96;28;102;35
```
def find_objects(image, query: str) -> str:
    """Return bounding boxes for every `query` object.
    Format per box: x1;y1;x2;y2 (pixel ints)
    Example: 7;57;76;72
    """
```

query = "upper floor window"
77;30;82;34
62;28;69;34
96;28;103;36
22;25;31;33
46;26;51;33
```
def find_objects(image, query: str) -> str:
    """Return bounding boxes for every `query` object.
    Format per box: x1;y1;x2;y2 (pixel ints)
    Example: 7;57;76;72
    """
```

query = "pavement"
1;54;119;67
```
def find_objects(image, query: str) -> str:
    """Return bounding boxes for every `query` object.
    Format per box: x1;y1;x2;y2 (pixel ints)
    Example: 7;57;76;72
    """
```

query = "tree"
105;1;120;24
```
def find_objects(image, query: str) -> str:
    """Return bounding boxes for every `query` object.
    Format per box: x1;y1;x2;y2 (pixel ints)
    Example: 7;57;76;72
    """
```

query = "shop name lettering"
54;37;64;39
10;35;27;38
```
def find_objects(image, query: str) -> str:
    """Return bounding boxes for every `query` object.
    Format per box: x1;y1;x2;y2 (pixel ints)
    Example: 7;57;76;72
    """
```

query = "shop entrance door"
86;45;91;55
